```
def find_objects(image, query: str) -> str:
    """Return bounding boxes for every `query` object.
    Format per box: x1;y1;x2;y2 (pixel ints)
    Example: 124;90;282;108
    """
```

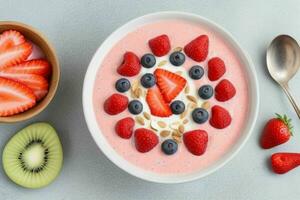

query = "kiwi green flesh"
2;122;63;189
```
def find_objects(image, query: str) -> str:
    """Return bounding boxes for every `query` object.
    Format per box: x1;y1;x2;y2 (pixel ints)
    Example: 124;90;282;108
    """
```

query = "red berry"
104;93;128;115
183;130;208;156
208;57;226;81
0;30;25;51
271;153;300;174
209;105;231;129
154;68;186;103
1;59;51;78
115;117;135;139
260;114;292;149
0;77;36;117
0;42;32;70
184;35;209;62
0;69;49;101
215;79;236;102
134;128;159;153
117;51;141;77
148;34;171;57
146;86;172;117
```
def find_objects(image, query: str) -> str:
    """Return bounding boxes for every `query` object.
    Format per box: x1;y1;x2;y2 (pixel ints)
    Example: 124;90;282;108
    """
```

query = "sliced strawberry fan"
0;29;52;117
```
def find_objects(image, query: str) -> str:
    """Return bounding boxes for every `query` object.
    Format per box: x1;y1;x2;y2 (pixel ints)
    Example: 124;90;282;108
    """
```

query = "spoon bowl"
267;35;300;83
266;34;300;118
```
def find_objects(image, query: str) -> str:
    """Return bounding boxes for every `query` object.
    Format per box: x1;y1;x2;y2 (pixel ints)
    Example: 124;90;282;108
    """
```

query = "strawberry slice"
1;59;51;77
0;77;36;117
146;86;172;117
154;68;187;103
0;30;25;51
0;42;32;70
0;71;49;101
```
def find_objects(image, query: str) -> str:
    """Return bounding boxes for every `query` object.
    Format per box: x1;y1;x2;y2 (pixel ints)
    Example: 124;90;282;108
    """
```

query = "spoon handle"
281;84;300;119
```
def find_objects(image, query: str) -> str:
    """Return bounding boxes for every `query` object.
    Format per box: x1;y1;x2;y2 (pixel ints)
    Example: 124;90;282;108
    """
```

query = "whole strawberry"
134;128;159;153
271;153;300;174
260;114;293;149
148;34;171;57
215;79;236;102
104;93;128;115
184;35;209;62
208;57;226;81
183;130;208;156
117;51;141;77
209;105;231;129
115;117;135;139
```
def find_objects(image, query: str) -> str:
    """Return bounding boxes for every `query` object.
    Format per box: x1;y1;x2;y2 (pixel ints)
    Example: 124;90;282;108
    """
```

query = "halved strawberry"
0;42;32;70
0;30;25;51
0;71;49;101
154;68;187;103
1;59;51;78
0;77;36;117
146;86;172;117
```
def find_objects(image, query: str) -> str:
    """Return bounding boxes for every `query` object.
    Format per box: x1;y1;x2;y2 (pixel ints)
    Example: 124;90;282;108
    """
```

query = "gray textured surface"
0;0;300;199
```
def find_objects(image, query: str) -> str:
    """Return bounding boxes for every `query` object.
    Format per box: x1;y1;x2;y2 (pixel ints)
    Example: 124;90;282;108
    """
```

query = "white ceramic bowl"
83;11;259;183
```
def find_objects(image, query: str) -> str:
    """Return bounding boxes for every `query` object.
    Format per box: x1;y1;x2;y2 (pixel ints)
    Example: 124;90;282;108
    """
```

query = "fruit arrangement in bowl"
83;12;259;183
104;34;237;156
0;21;59;123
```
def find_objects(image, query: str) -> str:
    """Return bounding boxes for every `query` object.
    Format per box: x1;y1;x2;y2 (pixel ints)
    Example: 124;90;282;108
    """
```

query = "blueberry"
170;100;185;115
141;53;156;68
189;65;204;80
198;85;214;99
161;139;178;155
140;73;156;88
115;78;131;92
128;100;143;115
169;51;185;66
192;108;209;124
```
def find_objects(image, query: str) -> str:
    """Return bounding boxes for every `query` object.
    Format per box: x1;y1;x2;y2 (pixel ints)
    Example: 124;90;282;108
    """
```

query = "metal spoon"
266;34;300;119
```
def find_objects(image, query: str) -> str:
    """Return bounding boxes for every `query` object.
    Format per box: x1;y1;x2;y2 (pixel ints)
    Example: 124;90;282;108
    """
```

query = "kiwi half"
2;122;63;189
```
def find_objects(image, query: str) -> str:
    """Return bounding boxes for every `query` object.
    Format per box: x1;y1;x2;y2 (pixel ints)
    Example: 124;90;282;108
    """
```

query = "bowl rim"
0;21;60;123
83;11;259;183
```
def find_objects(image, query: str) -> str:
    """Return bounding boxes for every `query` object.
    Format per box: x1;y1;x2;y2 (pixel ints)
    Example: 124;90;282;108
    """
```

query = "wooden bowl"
0;21;60;123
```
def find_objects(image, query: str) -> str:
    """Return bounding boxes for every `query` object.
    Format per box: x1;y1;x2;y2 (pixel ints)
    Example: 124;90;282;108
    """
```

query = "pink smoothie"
93;19;249;175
